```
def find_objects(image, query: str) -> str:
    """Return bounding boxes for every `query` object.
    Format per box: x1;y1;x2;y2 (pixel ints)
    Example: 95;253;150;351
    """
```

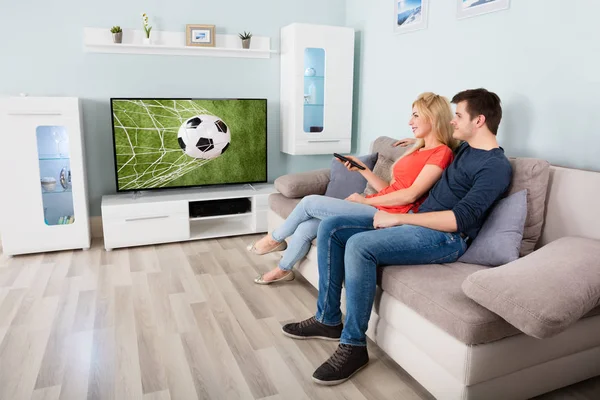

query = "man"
281;88;513;385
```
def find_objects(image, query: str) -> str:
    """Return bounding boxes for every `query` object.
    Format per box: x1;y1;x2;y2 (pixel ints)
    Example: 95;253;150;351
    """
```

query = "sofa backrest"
538;166;600;246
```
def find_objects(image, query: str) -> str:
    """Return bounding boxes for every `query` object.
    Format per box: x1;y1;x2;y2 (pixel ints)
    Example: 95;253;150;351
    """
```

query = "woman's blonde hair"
403;92;458;157
388;92;458;181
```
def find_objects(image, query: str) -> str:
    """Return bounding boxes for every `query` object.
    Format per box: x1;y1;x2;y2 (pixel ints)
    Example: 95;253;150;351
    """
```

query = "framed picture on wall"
186;24;216;47
457;0;510;20
394;0;429;34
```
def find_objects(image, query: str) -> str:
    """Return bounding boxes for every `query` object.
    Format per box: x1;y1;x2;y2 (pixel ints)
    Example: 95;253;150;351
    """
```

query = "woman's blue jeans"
314;215;468;346
271;195;378;271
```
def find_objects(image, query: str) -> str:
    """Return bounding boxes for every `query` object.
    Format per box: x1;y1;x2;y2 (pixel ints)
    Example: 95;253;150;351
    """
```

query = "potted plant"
142;13;152;44
110;26;123;44
238;31;252;49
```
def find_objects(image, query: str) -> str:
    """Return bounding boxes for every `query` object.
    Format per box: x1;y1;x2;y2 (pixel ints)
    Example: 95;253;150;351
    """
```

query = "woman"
249;92;458;284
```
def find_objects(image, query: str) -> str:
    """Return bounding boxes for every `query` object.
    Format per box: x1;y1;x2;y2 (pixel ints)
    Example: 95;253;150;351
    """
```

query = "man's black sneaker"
281;316;342;341
312;344;369;385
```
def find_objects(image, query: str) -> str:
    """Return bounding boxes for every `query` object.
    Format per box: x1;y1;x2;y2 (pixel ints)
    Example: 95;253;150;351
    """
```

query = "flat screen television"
110;98;267;192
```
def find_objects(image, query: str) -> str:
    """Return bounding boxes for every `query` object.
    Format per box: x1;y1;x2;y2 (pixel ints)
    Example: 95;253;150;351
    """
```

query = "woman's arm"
340;156;390;192
364;164;444;207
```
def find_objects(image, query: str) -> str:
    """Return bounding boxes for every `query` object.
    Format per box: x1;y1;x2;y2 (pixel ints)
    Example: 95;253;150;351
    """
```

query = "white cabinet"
0;97;91;256
101;184;275;250
280;23;355;155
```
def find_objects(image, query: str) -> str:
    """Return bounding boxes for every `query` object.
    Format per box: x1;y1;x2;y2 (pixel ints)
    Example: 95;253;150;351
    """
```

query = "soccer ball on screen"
177;115;231;160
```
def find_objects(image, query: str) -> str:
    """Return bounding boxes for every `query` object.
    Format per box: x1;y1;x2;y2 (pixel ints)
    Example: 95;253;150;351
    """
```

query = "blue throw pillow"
458;190;528;267
324;153;378;199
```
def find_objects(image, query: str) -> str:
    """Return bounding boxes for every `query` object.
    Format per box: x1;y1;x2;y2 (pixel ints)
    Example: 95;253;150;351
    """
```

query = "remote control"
333;153;366;170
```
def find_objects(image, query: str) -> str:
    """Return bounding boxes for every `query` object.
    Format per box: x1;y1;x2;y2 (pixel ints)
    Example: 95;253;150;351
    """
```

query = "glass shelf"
42;189;72;194
304;104;324;107
39;156;71;161
304;75;324;79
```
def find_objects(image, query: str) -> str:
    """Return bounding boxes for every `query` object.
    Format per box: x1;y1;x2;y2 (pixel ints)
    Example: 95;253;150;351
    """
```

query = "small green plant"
110;26;122;34
238;31;253;40
141;13;152;38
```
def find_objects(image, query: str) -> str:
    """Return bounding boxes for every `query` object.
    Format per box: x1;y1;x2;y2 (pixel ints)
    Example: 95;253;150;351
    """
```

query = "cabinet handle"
307;139;340;143
8;112;63;116
125;215;170;222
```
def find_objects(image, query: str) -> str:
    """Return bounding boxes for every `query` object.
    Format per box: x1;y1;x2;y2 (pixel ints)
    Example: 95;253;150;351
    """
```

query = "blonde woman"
249;92;458;284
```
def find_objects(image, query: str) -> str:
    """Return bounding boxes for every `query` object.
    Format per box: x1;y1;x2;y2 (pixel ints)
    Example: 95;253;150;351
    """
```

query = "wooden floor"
0;235;598;400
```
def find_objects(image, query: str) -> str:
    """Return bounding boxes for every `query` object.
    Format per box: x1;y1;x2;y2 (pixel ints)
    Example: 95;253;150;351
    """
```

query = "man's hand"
392;138;416;147
345;193;367;204
373;210;403;229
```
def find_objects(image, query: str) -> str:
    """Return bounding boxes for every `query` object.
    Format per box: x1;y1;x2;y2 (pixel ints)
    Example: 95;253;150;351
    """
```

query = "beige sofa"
267;136;600;400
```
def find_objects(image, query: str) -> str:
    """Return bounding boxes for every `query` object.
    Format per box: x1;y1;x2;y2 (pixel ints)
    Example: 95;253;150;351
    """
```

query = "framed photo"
394;0;429;35
186;24;216;47
457;0;510;20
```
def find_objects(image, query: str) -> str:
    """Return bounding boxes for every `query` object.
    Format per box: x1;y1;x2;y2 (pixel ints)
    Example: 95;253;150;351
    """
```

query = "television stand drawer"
102;213;190;250
102;200;187;221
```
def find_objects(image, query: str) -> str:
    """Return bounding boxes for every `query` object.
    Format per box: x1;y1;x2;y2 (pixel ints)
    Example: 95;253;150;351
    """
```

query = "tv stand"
101;184;276;251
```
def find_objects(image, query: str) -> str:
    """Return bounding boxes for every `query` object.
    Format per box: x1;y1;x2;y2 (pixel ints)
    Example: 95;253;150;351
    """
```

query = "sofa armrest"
462;236;600;339
274;168;330;198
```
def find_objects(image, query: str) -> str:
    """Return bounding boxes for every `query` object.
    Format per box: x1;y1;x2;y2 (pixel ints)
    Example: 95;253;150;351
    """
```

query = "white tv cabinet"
101;184;276;251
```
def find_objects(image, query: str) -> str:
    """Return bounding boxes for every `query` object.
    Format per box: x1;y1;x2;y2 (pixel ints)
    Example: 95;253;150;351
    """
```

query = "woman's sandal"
254;270;295;285
246;240;288;255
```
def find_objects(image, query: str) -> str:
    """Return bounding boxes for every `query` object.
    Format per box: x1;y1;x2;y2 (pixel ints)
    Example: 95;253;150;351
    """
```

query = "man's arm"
374;210;457;232
374;157;512;233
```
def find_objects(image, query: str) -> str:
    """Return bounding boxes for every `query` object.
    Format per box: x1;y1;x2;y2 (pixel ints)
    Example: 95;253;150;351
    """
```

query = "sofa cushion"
324;153;378;199
370;136;410;161
364;156;395;195
364;136;411;195
458;190;528;267
274;168;330;198
268;193;301;220
462;236;600;339
381;262;522;344
507;158;550;256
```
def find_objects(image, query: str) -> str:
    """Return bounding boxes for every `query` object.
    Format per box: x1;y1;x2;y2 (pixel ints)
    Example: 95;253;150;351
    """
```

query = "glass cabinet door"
36;126;75;226
303;48;325;133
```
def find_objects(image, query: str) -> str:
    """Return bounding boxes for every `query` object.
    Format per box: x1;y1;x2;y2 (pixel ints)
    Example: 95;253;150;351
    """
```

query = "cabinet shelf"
39;156;70;161
42;188;72;194
84;27;277;59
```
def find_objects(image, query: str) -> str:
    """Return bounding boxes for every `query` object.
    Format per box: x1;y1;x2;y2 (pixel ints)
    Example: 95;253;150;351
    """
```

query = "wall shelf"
83;27;277;59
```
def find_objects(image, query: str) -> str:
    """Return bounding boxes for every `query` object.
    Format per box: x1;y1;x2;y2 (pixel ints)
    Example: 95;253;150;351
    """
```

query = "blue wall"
346;0;600;171
0;0;346;216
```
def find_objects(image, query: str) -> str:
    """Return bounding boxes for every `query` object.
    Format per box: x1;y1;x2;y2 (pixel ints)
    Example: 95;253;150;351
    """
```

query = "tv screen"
110;98;267;192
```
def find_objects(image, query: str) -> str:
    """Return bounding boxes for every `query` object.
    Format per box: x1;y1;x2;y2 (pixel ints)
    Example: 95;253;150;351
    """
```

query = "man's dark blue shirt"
418;142;512;240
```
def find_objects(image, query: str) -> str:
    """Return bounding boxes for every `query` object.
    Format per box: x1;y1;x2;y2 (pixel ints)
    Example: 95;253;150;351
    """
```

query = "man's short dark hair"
451;88;502;135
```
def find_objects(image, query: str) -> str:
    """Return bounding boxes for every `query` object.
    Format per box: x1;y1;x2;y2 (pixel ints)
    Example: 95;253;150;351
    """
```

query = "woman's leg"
272;195;377;241
252;195;377;253
257;196;379;282
278;218;321;271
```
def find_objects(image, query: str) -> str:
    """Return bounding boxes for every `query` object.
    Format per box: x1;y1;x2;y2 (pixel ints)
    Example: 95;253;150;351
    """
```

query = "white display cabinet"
0;97;90;256
280;23;355;155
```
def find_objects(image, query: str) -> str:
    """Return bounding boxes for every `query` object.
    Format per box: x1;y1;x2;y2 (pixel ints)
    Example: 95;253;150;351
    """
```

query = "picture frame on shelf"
186;24;216;47
394;0;429;35
457;0;510;20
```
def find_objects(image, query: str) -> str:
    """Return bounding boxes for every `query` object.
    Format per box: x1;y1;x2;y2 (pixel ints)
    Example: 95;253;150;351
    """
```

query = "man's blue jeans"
315;215;468;346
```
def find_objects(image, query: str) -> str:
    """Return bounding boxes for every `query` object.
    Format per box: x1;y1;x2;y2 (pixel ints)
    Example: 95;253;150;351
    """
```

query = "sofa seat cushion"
381;262;522;345
268;193;301;220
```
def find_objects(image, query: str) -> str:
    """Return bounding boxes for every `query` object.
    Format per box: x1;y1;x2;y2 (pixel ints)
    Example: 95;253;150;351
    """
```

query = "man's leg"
340;224;467;347
312;222;467;385
281;215;374;341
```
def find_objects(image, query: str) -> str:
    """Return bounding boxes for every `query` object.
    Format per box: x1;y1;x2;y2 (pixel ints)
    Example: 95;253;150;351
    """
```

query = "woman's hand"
337;155;368;172
345;193;367;204
373;210;403;229
392;138;416;147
